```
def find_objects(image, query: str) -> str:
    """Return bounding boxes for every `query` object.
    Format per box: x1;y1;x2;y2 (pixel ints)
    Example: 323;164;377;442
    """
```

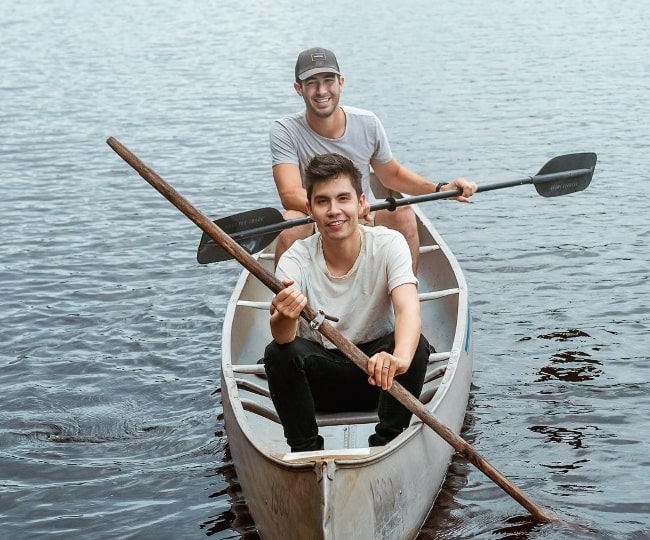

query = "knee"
378;207;417;236
276;221;314;257
264;340;294;366
394;207;417;235
263;339;306;376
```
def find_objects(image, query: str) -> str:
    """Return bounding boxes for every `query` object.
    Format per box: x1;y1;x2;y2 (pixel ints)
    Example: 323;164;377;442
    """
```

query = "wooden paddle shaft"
106;136;556;523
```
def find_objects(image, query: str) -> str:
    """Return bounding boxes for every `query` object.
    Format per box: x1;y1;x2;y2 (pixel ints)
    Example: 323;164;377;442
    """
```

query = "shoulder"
341;105;376;117
282;233;319;262
363;225;410;258
341;105;381;123
270;112;310;157
273;111;306;130
363;224;403;244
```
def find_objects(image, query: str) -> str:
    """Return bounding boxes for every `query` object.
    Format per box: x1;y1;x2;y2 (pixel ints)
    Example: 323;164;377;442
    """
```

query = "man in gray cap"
270;47;477;269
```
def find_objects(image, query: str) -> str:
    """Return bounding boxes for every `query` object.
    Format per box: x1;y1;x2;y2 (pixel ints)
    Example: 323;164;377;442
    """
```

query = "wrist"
435;182;448;193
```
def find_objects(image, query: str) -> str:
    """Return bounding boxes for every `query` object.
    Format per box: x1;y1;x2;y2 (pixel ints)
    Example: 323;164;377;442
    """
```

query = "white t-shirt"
276;225;417;348
270;106;393;203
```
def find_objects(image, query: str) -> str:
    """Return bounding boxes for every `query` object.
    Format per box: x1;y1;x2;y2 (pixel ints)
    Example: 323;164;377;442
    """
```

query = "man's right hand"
271;279;307;320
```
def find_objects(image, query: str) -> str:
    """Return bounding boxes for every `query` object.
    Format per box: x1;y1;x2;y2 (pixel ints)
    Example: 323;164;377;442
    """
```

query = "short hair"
305;153;363;202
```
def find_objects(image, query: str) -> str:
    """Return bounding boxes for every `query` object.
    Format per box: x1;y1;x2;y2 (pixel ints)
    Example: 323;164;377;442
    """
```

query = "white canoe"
220;205;473;539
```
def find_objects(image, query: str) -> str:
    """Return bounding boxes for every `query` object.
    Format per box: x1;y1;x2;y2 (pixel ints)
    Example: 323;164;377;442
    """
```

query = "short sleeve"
385;233;418;292
270;120;299;166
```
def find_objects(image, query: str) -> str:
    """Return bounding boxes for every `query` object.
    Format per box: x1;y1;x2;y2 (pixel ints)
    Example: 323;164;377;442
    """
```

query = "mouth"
327;219;346;229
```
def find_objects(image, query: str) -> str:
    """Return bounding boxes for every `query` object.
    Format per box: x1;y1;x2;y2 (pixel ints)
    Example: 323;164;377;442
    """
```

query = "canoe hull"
221;206;473;539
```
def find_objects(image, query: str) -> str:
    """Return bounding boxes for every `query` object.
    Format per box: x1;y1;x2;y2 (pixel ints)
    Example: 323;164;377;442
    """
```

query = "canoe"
220;202;473;539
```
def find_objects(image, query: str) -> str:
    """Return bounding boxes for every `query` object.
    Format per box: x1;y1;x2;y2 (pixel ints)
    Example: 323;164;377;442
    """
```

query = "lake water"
1;1;648;538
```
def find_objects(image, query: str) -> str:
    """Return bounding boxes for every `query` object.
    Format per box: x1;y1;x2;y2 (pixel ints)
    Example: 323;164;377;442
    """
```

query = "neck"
321;228;362;277
306;106;346;139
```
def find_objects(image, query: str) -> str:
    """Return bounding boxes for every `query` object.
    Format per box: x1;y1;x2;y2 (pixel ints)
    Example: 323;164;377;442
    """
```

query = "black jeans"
263;333;430;452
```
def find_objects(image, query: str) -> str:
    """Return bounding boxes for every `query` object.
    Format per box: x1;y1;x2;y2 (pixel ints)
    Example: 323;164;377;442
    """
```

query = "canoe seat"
235;361;448;425
419;384;441;405
239;398;378;426
236;289;460;312
419;245;440;254
425;365;446;383
419;289;459;301
316;410;378;426
231;351;448;375
240;389;442;426
232;364;266;375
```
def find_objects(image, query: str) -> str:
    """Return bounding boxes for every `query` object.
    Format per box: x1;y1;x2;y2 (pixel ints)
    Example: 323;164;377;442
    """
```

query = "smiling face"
294;73;345;119
307;174;365;242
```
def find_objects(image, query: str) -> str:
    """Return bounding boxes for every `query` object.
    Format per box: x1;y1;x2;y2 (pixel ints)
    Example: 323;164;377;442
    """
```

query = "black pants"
263;333;430;452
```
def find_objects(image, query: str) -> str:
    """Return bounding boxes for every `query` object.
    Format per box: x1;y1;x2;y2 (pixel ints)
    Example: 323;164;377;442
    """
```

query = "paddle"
106;136;559;523
197;152;597;263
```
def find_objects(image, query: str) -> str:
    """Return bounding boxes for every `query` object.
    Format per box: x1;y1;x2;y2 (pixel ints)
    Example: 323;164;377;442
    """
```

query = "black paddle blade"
196;207;284;264
533;152;597;197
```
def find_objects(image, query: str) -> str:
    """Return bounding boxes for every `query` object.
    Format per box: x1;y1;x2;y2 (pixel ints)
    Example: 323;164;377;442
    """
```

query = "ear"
339;75;345;90
306;199;313;217
358;192;366;208
294;81;302;96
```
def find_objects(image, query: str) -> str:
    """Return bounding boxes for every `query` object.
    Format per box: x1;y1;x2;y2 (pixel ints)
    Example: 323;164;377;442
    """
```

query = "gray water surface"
1;1;648;538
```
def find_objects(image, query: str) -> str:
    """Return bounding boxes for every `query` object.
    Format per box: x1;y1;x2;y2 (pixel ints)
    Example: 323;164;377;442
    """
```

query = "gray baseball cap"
295;47;340;81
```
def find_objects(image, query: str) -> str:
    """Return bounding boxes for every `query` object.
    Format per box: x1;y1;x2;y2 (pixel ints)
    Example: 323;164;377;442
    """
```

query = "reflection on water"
537;351;603;383
529;425;599;450
537;330;590;342
201;446;259;539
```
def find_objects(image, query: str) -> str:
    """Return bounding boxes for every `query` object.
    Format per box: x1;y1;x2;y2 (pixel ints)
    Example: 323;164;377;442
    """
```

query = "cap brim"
297;67;340;81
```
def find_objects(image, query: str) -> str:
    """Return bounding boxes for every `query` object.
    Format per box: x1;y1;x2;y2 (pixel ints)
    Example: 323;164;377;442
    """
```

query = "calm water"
1;1;648;539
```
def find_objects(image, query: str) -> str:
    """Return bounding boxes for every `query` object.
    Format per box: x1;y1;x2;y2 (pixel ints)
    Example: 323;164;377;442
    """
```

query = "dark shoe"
291;435;324;453
368;433;387;447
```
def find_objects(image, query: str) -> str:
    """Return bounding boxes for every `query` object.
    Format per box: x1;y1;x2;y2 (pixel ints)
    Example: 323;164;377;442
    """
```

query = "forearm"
278;188;309;214
390;167;436;196
392;312;422;365
270;311;299;344
273;164;309;214
373;159;436;196
374;159;477;202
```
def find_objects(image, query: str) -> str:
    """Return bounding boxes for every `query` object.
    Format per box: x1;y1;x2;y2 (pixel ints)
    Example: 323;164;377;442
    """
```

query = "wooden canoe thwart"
221;202;473;540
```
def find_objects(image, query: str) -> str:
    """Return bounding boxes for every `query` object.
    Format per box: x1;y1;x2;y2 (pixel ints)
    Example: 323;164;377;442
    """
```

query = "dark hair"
305;153;362;201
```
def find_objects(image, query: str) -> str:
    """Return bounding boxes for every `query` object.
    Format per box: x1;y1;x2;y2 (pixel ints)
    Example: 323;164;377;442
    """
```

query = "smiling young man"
263;153;430;452
270;47;478;269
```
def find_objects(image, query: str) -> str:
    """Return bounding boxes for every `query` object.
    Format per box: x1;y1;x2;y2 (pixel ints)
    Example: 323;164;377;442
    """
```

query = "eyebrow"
313;190;353;201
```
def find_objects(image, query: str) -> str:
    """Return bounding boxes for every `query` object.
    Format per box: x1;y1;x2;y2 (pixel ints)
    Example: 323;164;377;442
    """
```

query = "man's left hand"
442;177;478;203
367;351;410;391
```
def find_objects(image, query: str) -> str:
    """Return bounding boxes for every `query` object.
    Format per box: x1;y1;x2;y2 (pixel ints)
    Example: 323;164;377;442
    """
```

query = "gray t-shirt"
276;225;417;348
270;106;393;203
